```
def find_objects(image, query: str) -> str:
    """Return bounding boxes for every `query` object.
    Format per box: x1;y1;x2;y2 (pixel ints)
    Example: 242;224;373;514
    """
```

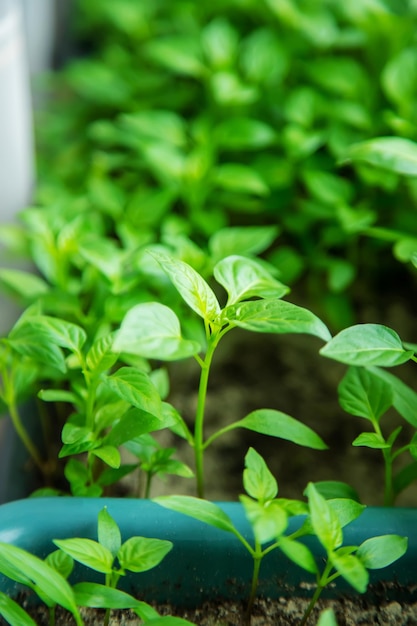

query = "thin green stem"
382;448;394;506
194;336;218;498
299;561;333;626
245;540;263;621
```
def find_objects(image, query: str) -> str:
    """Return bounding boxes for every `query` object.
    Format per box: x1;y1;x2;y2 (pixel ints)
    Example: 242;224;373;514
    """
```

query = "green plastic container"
0;497;415;608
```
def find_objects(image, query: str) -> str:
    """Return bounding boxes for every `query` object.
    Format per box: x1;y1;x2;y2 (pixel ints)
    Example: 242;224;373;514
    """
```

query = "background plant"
321;322;417;505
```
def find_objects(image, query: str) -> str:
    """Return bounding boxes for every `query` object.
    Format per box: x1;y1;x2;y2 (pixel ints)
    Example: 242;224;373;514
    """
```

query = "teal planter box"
0;498;416;608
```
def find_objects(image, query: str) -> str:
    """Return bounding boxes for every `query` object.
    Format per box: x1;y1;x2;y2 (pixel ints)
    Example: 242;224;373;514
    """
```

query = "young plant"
155;448;407;626
114;252;331;497
0;507;196;626
320;323;417;505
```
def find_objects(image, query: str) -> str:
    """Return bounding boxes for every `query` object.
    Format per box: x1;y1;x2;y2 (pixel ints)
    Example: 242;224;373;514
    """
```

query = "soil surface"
23;595;417;626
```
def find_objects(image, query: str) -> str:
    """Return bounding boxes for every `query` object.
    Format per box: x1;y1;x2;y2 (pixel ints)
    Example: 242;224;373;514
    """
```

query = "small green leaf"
327;499;365;529
243;447;278;501
352;433;390;449
209;226;279;261
38;389;79;404
306;483;342;551
215;117;276;150
341;137;417;176
225;299;331;341
103;367;162;416
8;325;66;373
279;536;318;574
356;535;407;570
0;269;49;299
91;445;121;468
145;35;206;77
103;408;171;448
316;609;338;626
369;368;417;428
240;496;287;544
113;302;201;360
330;552;368;593
73;582;158;617
215;163;269;196
154;496;236;533
45;550;74;580
53;538;114;574
320;324;413;366
118;537;172;573
28;316;87;353
237;409;327;450
0;592;37;626
86;334;119;375
338;367;393;422
312;481;361;502
214;255;289;305
152;253;221;323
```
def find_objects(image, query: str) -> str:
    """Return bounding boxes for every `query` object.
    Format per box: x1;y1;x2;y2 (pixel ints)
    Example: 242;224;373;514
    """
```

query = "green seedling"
123;433;194;498
0;509;196;626
114;252;331;497
320;323;417;505
155;448;407;626
54;506;173;626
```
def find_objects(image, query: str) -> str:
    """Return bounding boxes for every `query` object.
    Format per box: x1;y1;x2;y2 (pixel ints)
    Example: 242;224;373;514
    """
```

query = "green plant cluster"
28;0;417;328
1;0;417;624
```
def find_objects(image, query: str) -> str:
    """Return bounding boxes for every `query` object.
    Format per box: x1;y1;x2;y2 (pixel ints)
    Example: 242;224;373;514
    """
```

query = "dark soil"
24;595;417;625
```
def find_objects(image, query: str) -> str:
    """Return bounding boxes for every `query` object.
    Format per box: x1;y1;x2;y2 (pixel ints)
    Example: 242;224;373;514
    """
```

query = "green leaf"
8;324;66;373
316;609;338;626
357;535;407;570
202;17;238;69
73;582;158;618
279;536;318;574
243;447;278;501
338;366;393;422
306;483;342;551
320;324;413;366
224;299;331;341
28;316;87;353
154;496;236;533
38;389;79;404
103;367;162;416
215;117;276;150
91;445;121;468
152;253;221;323
327;499;365;529
113;302;201;360
53;538;114;574
214;255;289;305
86;334;119;375
118;536;172;573
0;592;37;626
237;409;327;450
0;542;80;615
209;226;279;261
341;137;417;176
240;496;287;544
45;550;74;580
103;408;171;448
145;35;206;77
369;368;417;428
215;163;269;196
330;552;368;593
120;110;187;146
352;433;390;449
0;269;49;299
312;481;361;502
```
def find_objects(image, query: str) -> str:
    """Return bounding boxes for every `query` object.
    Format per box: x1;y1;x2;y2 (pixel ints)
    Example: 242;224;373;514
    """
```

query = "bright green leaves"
103;367;162;417
0;592;37;626
243;447;278;501
55;507;173;580
356;535;408;571
320;324;413;366
224;299;331;341
237;409;327;450
155;495;237;534
306;483;343;552
113;302;201;360
342;137;417;177
214;255;289;305
338;367;393;423
152;252;221;324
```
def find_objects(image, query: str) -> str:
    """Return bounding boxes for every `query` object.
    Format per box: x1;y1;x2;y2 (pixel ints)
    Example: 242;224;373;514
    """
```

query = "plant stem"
245;540;263;621
194;335;217;498
299;584;324;626
8;392;44;473
382;448;394;506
